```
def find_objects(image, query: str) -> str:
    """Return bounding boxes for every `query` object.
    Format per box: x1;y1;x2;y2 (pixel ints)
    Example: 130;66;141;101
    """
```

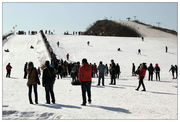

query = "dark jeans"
136;78;146;90
110;75;116;85
81;81;91;104
45;83;55;104
28;84;38;104
148;72;153;81
6;70;11;77
156;72;160;81
98;73;104;85
171;71;175;79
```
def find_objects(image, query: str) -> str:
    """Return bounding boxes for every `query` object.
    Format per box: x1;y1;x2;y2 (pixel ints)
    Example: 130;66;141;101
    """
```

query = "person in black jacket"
110;60;116;85
24;62;28;79
42;61;56;104
169;65;176;79
147;63;154;81
116;63;120;79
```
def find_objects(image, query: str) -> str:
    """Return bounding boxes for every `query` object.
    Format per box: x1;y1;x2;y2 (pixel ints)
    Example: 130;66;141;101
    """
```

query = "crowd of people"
5;56;178;106
4;30;178;106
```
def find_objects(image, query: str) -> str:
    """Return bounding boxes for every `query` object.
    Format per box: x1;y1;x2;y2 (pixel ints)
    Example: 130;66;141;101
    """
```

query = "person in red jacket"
135;63;147;91
6;63;12;78
78;58;92;106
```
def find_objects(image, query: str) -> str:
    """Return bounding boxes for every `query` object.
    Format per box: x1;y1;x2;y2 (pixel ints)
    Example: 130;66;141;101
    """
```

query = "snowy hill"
116;20;177;38
2;23;178;119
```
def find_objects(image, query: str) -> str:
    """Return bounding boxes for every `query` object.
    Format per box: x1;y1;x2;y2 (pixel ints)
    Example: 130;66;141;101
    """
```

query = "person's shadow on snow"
37;104;81;109
88;105;131;114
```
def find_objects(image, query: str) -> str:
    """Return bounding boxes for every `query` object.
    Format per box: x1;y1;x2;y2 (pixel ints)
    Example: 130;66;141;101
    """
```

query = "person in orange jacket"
78;58;92;106
135;63;147;91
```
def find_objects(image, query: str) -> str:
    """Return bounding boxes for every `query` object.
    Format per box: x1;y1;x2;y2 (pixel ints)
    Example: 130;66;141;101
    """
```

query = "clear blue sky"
3;2;178;34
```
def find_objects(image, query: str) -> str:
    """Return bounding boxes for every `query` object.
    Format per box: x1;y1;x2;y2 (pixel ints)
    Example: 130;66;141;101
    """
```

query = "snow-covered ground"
2;22;178;119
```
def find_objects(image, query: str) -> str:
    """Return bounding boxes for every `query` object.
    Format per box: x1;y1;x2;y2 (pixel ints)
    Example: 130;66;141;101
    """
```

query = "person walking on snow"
165;46;168;53
136;63;147;91
138;49;141;55
66;53;69;60
42;61;56;104
169;65;176;79
78;58;92;106
27;62;40;104
6;63;12;78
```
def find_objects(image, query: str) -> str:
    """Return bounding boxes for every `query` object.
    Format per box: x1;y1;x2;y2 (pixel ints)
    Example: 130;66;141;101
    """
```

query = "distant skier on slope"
135;63;147;91
87;41;90;46
138;49;141;55
57;41;59;47
141;37;144;41
165;46;168;53
6;63;12;78
66;53;69;60
169;65;176;79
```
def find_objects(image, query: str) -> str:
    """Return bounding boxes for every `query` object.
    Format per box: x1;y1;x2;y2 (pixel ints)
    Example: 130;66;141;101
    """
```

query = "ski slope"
2;23;178;119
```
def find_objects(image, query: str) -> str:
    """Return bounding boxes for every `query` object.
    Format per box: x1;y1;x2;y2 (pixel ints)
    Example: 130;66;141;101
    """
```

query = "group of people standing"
25;61;56;104
5;57;178;106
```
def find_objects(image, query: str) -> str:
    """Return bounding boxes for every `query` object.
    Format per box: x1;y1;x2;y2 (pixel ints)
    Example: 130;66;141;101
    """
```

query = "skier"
147;63;154;81
87;41;90;46
141;37;144;41
169;65;176;79
132;63;136;76
57;41;59;47
154;64;160;81
78;58;92;106
135;63;147;91
6;63;12;78
138;49;141;55
175;65;178;79
27;62;40;104
24;62;28;79
165;46;168;53
97;61;105;86
110;60;116;85
42;61;56;104
66;53;69;60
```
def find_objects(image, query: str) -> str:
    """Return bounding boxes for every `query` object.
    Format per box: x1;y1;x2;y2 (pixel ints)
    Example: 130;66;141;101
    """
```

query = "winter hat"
28;62;34;69
45;60;50;67
82;58;87;64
